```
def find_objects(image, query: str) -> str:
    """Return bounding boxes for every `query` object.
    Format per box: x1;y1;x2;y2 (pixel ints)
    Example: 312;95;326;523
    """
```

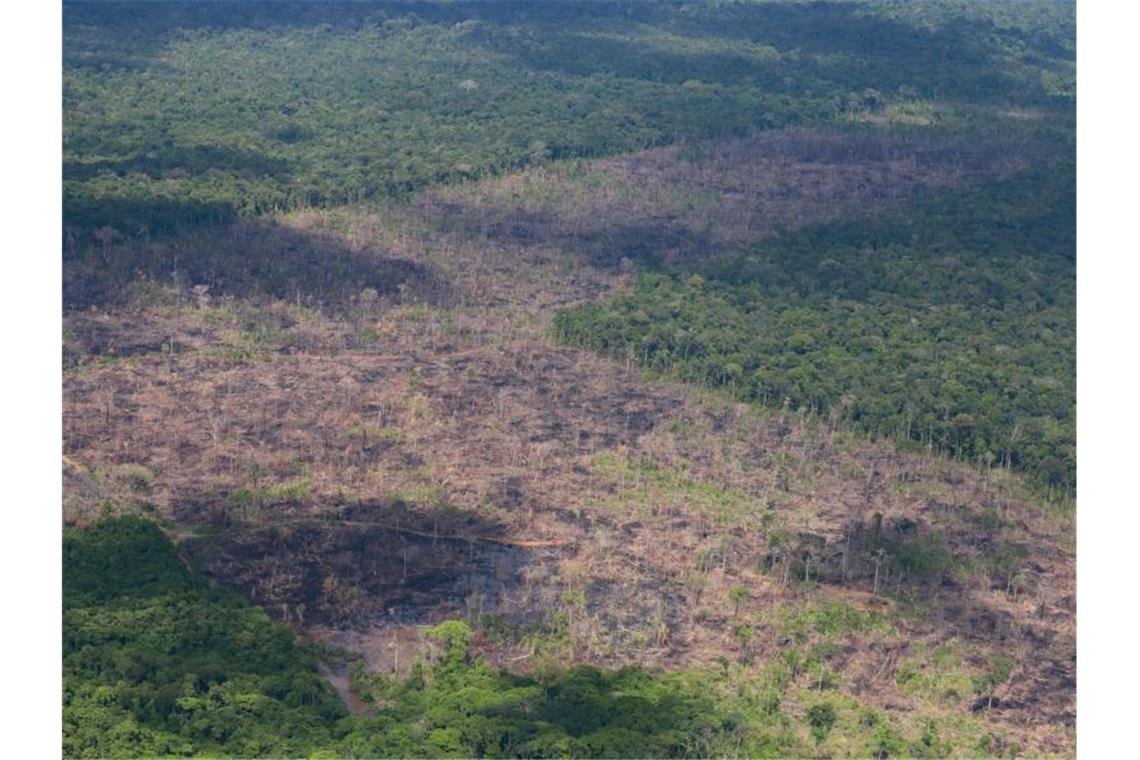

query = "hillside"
62;2;1076;758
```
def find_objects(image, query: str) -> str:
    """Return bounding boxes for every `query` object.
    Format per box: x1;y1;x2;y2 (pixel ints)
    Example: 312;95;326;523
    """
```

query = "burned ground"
181;503;563;630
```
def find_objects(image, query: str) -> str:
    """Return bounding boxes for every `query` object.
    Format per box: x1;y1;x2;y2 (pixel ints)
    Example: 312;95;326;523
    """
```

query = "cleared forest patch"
414;128;1053;269
62;307;1074;755
63;127;1057;322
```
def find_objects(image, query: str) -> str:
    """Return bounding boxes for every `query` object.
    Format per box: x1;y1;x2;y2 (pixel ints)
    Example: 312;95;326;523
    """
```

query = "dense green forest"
63;517;346;756
64;0;1074;232
556;160;1075;488
64;517;998;758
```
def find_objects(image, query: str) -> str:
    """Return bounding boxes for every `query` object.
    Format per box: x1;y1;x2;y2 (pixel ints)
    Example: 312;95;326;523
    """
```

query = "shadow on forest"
469;2;1059;104
64;194;240;238
62;0;648;72
66;1;1068;107
63;215;453;313
64;145;294;184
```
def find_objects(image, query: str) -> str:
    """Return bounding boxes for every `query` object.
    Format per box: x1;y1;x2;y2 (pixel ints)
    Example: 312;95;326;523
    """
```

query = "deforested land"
62;2;1075;757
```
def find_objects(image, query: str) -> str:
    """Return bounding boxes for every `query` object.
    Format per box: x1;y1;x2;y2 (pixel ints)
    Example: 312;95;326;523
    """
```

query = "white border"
1076;0;1139;756
2;0;62;754
8;0;1132;754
